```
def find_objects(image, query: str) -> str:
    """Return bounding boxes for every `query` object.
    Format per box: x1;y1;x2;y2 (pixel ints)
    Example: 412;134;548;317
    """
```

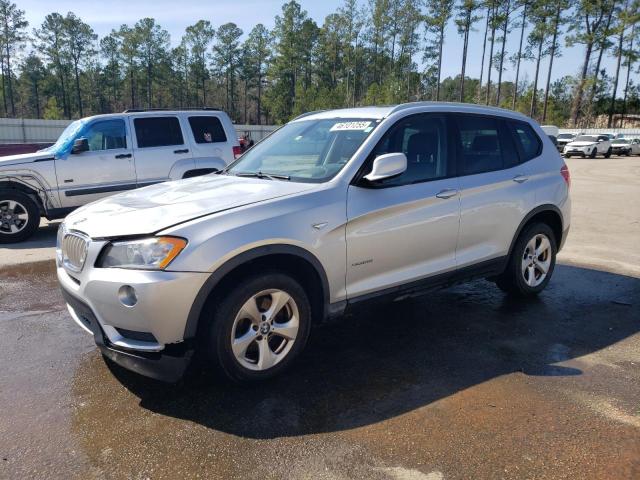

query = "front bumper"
56;237;210;381
61;287;192;382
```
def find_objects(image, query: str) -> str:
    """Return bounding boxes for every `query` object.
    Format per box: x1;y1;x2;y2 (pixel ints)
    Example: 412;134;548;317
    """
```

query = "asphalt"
1;156;639;479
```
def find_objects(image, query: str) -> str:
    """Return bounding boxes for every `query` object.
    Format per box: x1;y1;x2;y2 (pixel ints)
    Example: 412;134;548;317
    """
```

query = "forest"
0;0;638;127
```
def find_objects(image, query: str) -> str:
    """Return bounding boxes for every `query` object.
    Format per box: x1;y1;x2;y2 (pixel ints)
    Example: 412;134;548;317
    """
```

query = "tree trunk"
587;3;615;108
1;60;7;116
620;24;635;127
496;0;511;106
542;4;561;122
486;2;497;105
257;73;262;125
512;2;527;110
435;25;444;101
5;44;15;117
607;26;624;128
34;79;40;118
74;61;83;117
477;7;490;102
147;61;152;108
459;9;471;102
530;36;544;118
571;40;593;127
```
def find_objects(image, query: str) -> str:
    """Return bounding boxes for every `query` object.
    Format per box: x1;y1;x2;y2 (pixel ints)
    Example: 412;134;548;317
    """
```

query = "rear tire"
0;190;40;244
205;272;312;383
496;223;557;297
604;147;612;158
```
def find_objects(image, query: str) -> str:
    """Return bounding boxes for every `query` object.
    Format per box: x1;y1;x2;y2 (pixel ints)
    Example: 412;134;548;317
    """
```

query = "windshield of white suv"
574;135;598;142
612;139;629;144
38;119;85;156
226;118;379;182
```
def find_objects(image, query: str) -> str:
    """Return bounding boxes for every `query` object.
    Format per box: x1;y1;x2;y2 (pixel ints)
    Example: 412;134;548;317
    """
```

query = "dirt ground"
0;156;639;480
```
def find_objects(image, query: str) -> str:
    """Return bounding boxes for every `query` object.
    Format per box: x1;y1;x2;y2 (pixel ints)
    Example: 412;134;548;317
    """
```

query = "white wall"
0;118;277;144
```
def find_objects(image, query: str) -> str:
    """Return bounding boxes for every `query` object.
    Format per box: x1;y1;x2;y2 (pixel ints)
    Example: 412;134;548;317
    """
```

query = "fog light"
118;285;137;307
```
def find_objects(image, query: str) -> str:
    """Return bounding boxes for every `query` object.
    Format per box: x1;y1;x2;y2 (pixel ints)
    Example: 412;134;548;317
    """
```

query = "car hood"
65;174;317;238
566;141;597;147
0;151;55;167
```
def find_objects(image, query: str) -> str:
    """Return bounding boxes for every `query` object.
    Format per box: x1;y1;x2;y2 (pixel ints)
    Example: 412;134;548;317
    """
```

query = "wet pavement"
1;158;639;479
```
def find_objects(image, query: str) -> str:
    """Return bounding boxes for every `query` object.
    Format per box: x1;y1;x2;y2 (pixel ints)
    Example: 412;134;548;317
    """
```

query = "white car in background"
610;138;640;156
0;108;240;243
564;134;612;158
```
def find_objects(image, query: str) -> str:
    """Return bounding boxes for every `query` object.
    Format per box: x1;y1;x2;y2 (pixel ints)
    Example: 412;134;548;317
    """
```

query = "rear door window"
455;115;505;175
134;117;184;148
188;116;227;143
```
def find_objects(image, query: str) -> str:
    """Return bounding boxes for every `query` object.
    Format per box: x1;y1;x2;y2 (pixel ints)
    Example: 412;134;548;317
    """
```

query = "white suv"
563;134;612;158
0;109;239;243
57;103;571;383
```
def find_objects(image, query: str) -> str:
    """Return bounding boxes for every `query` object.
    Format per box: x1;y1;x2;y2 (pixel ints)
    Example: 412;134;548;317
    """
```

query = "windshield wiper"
234;171;291;181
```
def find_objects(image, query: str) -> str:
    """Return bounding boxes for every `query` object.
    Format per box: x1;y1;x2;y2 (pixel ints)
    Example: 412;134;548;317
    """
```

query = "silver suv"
57;103;571;383
0;109;239;243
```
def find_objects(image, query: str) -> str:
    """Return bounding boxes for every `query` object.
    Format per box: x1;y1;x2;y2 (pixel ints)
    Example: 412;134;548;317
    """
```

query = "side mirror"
363;152;407;183
597;139;603;143
72;138;89;154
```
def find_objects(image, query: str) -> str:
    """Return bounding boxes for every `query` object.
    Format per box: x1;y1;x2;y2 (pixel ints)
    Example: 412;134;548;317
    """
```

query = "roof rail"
122;107;220;113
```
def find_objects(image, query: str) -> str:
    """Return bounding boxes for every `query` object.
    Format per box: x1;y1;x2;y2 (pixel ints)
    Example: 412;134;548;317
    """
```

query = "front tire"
604;147;612;158
0;190;40;244
589;148;597;159
496;223;557;297
206;273;312;383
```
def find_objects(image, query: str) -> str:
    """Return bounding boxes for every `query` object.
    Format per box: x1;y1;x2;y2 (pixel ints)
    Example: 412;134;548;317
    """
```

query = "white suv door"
56;118;136;208
454;114;537;268
129;115;195;186
346;113;460;298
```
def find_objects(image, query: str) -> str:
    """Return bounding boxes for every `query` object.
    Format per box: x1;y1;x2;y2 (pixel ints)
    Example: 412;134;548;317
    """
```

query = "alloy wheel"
521;234;552;287
0;199;29;235
230;289;300;371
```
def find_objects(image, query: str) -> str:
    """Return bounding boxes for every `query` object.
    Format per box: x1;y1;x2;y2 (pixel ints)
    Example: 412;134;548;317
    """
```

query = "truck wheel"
496;223;557;297
604;147;612;158
206;272;312;383
0;190;40;244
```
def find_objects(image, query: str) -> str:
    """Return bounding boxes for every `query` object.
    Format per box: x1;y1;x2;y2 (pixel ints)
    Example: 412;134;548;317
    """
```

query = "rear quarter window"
509;121;542;162
188;116;227;143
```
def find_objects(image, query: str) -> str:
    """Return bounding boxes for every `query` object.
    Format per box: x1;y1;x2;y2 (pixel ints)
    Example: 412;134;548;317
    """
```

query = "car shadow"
2;220;59;250
101;263;640;439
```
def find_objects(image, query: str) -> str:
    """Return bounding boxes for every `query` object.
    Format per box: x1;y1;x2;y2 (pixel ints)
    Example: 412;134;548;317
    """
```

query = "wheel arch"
183;244;331;341
507;205;564;260
0;179;45;214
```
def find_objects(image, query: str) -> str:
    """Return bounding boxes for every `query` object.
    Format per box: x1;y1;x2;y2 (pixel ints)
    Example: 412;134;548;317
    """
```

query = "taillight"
560;164;570;188
233;145;242;159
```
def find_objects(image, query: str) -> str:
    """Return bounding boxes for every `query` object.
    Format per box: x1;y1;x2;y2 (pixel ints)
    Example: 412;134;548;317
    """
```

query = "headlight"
98;237;187;270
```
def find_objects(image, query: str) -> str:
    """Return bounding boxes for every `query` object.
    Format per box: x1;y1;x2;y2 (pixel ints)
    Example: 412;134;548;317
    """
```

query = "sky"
18;0;627;88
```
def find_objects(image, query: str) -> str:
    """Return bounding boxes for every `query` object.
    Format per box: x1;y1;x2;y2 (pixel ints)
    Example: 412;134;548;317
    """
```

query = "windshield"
558;133;574;139
39;119;85;156
612;139;629;144
574;135;597;142
227;118;379;182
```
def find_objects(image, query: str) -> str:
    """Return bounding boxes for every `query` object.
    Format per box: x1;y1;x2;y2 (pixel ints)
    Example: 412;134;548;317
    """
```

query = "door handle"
174;148;189;154
435;189;458;199
115;153;132;159
513;174;529;183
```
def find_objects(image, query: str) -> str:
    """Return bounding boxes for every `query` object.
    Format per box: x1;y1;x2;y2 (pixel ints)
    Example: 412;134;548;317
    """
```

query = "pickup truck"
0;109;240;243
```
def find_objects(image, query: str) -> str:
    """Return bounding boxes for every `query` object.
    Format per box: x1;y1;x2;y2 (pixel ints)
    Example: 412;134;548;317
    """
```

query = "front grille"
62;232;90;272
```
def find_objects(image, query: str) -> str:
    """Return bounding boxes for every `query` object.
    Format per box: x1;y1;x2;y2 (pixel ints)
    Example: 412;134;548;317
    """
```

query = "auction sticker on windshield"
330;121;372;132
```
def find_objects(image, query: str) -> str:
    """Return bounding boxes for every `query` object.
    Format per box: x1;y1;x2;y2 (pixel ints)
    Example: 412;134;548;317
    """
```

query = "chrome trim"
61;231;90;273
